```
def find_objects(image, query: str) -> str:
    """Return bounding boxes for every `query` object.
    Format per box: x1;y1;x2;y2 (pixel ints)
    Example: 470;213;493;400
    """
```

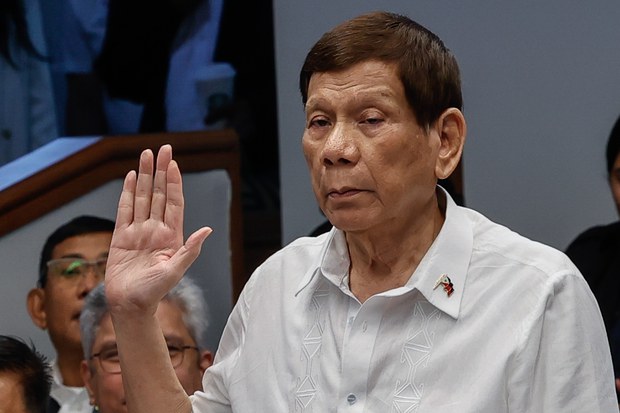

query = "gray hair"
79;276;210;359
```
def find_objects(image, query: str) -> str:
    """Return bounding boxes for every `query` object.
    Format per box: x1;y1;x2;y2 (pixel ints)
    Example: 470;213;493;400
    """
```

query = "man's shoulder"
564;221;620;279
248;231;330;280
463;206;573;273
269;231;330;261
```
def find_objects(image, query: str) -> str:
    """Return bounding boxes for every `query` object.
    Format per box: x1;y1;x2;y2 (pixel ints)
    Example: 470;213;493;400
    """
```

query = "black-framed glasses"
46;257;107;281
90;344;199;374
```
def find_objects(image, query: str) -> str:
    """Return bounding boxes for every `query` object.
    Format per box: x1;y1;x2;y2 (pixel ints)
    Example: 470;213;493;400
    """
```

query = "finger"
164;159;184;233
115;170;137;229
151;145;173;222
167;227;213;276
134;149;154;223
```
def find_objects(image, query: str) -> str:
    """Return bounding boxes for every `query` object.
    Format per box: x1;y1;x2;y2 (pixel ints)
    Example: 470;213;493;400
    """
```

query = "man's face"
302;60;441;233
82;301;212;413
158;300;212;394
0;372;28;413
31;232;112;354
81;313;124;413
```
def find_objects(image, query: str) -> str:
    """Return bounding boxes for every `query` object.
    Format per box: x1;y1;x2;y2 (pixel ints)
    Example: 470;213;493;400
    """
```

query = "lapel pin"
433;274;454;297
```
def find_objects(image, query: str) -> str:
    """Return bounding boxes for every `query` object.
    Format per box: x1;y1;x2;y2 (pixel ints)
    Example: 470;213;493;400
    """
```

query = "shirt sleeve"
189;271;255;413
509;268;618;412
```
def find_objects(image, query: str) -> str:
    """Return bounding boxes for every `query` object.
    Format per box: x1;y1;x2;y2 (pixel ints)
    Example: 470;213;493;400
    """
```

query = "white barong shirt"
192;190;618;412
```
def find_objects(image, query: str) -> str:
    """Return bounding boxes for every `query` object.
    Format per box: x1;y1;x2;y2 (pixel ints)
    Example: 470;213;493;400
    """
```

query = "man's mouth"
328;187;361;197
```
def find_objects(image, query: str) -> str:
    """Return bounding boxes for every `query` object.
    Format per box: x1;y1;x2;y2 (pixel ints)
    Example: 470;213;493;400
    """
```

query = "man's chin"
329;218;370;233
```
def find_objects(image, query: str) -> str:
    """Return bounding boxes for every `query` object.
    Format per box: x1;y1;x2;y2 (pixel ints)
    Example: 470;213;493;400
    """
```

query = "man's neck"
56;351;85;387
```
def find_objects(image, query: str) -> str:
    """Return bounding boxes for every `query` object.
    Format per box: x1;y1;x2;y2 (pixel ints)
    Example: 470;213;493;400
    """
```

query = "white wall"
0;171;232;359
274;1;620;251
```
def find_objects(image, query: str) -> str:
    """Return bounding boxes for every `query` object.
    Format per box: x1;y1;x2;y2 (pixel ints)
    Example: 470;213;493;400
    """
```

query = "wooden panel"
0;129;245;301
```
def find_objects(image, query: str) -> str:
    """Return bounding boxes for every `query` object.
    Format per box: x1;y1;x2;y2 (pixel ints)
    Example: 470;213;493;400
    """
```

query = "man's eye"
167;346;182;355
62;261;84;275
364;117;382;125
309;118;330;128
102;350;119;361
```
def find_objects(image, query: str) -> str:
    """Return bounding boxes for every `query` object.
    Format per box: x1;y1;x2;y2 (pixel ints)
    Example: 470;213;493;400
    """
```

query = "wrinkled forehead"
305;60;402;108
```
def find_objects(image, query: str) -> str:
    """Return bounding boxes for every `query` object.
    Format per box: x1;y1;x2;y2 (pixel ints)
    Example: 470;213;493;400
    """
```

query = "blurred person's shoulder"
569;221;620;247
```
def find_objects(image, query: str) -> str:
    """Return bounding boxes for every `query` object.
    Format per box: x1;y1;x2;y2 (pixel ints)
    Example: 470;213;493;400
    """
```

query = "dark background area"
214;0;282;280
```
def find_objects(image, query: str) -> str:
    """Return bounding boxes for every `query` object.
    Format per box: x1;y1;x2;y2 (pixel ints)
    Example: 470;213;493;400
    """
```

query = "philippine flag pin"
433;274;454;297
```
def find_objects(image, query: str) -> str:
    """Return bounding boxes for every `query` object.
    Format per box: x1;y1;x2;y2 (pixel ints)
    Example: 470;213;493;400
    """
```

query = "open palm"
105;145;212;313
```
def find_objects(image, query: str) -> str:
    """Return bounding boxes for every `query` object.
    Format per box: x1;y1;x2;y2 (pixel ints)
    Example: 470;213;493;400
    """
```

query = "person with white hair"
79;277;213;413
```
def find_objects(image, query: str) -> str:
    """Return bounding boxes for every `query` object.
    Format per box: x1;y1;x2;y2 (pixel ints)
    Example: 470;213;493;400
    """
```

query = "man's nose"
81;265;103;293
321;123;359;166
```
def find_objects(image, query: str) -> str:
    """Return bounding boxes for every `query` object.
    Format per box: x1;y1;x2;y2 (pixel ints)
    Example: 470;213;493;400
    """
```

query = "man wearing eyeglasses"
79;278;213;413
26;215;115;413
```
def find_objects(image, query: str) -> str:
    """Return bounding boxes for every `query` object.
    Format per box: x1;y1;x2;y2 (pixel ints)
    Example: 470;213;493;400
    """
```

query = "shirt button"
362;321;368;332
347;393;357;405
348;316;354;326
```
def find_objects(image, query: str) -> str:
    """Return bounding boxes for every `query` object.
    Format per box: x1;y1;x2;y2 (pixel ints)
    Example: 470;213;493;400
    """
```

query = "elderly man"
79;278;213;413
102;10;617;413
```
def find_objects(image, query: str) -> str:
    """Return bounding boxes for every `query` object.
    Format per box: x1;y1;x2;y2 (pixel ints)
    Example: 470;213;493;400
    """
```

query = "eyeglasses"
90;344;199;374
46;258;107;282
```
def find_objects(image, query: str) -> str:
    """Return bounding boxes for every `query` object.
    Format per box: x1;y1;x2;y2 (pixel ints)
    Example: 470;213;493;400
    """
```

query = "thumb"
167;227;213;274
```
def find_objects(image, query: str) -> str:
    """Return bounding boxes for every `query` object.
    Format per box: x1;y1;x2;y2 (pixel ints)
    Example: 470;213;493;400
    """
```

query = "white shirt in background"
49;360;91;413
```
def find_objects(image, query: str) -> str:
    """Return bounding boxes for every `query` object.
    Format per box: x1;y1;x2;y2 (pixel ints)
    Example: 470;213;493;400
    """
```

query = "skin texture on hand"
105;144;212;315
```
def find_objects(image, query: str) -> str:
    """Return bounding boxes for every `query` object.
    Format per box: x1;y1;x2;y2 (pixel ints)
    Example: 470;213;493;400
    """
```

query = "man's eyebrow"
164;335;196;349
163;334;185;344
58;254;85;259
57;252;109;259
94;342;119;353
99;344;118;351
304;98;326;113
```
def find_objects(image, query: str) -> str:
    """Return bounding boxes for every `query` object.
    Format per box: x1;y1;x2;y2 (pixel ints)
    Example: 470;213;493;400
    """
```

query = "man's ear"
198;350;214;374
26;288;47;330
81;360;97;406
434;108;466;180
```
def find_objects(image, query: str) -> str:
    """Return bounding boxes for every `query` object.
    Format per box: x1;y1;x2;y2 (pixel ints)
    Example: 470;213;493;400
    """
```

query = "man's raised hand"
104;145;212;314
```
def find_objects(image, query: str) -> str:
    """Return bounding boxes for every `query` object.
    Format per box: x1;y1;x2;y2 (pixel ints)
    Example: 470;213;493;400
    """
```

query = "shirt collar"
295;187;473;319
49;360;90;409
407;187;473;319
295;228;347;296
